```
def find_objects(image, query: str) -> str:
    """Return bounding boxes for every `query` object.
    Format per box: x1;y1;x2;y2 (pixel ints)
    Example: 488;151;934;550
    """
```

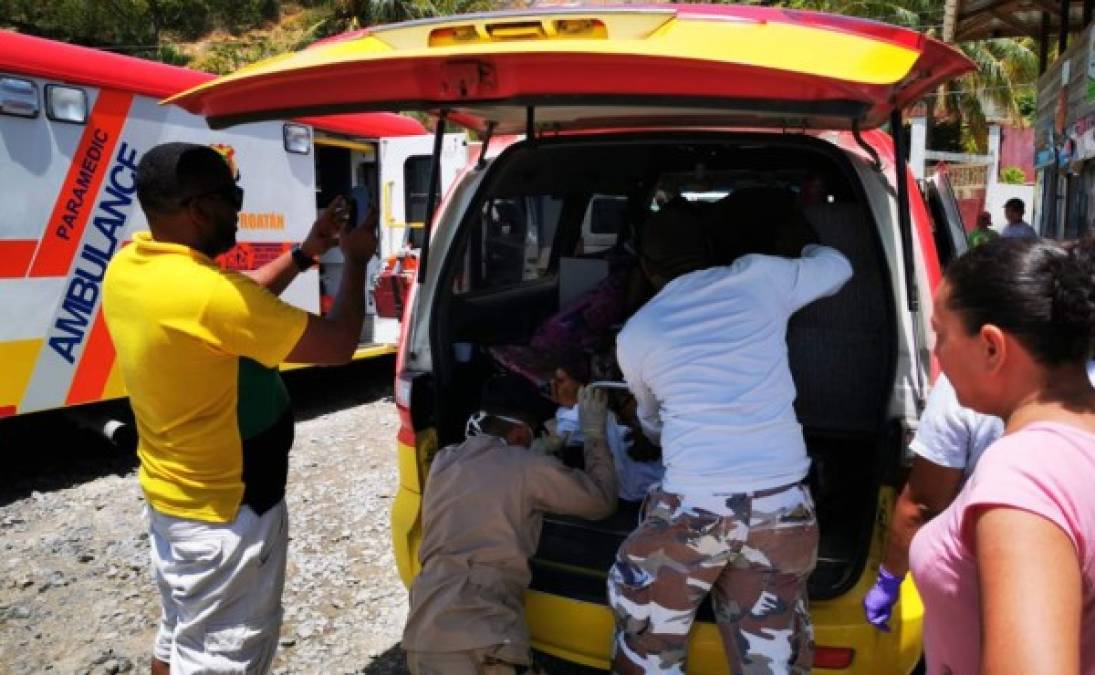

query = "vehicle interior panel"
431;133;898;602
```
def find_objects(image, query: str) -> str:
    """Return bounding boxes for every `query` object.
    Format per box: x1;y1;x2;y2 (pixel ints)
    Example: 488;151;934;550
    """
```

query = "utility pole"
942;0;958;43
1061;0;1071;54
929;0;961;154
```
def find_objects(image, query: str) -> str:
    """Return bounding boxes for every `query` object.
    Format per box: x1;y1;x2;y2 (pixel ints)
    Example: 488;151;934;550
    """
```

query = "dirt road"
0;357;597;674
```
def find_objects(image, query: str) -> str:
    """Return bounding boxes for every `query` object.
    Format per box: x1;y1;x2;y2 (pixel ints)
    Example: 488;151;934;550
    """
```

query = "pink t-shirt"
909;422;1095;675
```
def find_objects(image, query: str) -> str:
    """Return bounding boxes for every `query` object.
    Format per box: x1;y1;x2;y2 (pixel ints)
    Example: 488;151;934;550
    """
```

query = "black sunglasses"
182;184;244;211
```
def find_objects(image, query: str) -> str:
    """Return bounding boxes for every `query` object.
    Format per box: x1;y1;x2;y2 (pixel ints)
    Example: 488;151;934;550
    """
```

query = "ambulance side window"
580;194;626;254
453;195;563;295
404;155;433;249
405;155;431;212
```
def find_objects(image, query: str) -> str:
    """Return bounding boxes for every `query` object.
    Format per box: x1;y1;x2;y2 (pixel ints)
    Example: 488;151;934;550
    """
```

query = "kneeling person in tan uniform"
403;376;618;674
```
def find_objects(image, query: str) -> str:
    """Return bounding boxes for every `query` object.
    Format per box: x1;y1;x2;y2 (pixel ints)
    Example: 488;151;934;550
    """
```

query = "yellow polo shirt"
103;232;308;523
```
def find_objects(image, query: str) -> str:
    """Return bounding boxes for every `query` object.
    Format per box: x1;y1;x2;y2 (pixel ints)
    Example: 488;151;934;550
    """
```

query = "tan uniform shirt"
402;434;617;657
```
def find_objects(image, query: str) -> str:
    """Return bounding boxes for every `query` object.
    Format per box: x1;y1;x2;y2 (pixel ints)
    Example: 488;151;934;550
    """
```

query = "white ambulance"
0;31;469;420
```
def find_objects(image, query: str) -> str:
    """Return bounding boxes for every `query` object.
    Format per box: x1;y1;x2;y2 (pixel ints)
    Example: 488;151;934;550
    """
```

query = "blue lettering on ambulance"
48;142;138;364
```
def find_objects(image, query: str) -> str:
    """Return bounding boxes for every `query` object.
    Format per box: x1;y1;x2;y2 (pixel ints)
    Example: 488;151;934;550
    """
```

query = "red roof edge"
301;112;426;137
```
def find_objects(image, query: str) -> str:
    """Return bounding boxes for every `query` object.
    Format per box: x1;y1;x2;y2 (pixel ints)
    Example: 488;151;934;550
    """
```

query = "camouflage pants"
608;483;819;675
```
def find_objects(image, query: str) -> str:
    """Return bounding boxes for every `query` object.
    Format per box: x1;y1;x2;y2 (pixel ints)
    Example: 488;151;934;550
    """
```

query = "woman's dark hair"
944;234;1095;366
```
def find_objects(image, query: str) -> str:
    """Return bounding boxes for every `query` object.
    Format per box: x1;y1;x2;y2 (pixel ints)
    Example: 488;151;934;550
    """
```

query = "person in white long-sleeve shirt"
608;200;853;675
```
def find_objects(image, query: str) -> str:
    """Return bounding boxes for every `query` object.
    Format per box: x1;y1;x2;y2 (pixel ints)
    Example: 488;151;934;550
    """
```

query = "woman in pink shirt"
910;235;1095;675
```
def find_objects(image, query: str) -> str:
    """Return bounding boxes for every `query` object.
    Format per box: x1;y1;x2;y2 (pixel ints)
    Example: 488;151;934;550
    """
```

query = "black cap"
135;142;234;215
480;373;553;429
640;200;710;271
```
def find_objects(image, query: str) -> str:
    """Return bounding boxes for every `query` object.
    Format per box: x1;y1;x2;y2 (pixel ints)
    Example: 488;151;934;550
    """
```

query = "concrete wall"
999;126;1035;183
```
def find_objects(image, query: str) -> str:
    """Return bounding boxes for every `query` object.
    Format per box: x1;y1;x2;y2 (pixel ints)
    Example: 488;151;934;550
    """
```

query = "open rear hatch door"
169;3;970;412
168;4;973;133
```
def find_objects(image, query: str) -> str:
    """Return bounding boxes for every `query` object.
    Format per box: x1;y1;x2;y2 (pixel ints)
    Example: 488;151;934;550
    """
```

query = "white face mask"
465;410;532;442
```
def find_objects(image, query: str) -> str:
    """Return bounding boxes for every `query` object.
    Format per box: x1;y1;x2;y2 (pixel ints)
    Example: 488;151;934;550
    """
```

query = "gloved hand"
578;386;609;441
529;432;566;456
863;566;903;632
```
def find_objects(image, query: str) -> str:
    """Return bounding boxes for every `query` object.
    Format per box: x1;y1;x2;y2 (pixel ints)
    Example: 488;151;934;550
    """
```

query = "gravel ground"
0;357;596;675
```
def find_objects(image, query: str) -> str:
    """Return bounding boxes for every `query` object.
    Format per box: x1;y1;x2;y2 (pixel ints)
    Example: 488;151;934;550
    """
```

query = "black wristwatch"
291;245;316;272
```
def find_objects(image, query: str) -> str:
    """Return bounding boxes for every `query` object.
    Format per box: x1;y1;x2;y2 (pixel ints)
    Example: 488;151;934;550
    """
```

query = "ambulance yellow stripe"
0;340;44;410
101;359;127;400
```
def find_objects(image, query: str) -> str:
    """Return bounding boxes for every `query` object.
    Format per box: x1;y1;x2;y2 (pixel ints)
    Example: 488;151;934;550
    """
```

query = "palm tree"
949;37;1039;150
780;0;1039;150
336;0;424;28
419;0;500;17
781;0;941;30
942;0;958;42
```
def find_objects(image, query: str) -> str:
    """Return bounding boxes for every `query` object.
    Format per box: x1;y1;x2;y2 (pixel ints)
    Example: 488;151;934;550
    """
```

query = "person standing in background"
1000;198;1038;239
967;211;999;248
862;374;1004;631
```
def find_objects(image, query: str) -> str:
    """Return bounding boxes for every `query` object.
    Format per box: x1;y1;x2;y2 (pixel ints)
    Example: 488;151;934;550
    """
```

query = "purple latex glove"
863;566;903;632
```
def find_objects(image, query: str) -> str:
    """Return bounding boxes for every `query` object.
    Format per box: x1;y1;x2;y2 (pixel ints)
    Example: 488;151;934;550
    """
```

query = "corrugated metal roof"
956;0;1086;41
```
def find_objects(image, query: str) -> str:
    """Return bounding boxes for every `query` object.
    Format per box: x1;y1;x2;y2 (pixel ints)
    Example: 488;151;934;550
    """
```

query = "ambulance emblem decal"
209;143;240;181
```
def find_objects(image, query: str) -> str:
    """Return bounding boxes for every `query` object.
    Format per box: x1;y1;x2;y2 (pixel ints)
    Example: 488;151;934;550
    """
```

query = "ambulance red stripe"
65;310;116;405
0;240;37;278
28;90;133;278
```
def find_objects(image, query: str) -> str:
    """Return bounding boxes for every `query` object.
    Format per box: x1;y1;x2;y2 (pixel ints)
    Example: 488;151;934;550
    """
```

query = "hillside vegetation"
2;0;1037;149
1;1;502;74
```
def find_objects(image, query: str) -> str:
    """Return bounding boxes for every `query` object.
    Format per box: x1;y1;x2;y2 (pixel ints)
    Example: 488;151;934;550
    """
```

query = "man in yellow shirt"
102;142;377;674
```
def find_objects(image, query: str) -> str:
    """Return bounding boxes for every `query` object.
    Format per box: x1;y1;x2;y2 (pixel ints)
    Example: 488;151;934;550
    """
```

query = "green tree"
1;0;166;46
779;0;1039;151
337;0;422;26
326;0;497;32
948;37;1039;151
1;0;282;56
781;0;941;31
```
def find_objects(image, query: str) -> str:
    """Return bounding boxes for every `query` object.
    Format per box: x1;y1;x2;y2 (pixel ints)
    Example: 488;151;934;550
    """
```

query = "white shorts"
149;500;288;674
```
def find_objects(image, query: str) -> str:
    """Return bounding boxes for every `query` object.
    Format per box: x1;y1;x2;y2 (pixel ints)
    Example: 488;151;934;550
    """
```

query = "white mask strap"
465;410;532;441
